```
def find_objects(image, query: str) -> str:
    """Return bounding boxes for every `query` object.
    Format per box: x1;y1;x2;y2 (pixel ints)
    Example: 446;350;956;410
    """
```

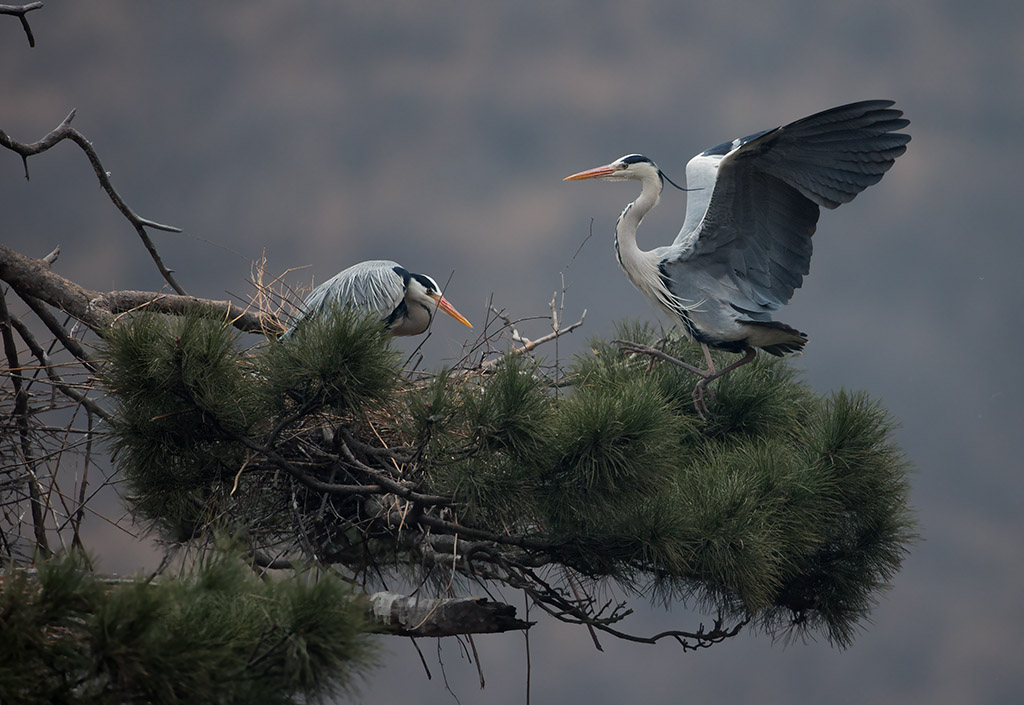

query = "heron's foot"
692;379;713;421
690;347;758;419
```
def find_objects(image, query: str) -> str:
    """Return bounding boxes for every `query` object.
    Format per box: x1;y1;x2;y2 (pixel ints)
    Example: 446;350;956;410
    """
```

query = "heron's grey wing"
672;100;910;312
295;260;405;325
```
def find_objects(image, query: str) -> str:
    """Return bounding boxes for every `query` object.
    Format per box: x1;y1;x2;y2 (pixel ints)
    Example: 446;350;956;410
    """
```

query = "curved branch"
612;339;708;378
590;616;748;652
0;110;185;293
0;2;43;47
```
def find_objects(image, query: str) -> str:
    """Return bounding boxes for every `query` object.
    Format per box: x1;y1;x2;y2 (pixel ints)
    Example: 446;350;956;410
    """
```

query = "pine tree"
1;37;915;697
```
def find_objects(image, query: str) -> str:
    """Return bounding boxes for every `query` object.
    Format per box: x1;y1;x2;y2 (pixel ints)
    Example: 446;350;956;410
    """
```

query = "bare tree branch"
17;294;98;370
481;309;587;370
0;244;283;336
0;110;186;293
0;2;43;47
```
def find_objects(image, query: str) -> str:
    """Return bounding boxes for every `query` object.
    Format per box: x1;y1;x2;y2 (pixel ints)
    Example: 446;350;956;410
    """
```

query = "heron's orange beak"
563;164;617;181
432;294;473;328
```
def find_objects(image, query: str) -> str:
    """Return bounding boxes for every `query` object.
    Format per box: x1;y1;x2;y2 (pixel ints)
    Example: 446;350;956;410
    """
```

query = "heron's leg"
694;341;719;408
691;347;757;418
701;342;716;375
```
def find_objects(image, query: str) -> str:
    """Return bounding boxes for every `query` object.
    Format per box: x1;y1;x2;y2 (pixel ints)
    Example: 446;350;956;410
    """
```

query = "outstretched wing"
289;260;405;333
670;100;910;313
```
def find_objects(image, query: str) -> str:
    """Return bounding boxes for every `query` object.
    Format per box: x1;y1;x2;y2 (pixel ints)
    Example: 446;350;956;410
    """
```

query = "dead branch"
0;244;282;336
363;592;532;637
0;110;185;293
612;339;708;377
0;2;42;47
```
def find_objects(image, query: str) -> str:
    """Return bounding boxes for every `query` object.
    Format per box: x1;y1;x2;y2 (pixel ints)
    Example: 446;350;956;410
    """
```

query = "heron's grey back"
286;260;405;336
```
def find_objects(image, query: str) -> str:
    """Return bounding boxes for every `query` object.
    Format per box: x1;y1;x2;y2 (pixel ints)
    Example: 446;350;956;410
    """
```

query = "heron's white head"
563;154;661;183
405;273;473;329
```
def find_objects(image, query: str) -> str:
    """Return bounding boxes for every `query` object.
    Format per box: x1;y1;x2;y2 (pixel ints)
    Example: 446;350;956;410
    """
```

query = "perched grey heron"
284;260;472;338
565;100;910;411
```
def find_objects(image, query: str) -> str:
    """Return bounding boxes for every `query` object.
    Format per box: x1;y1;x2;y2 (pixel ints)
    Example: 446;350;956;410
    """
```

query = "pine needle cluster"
103;314;258;535
0;552;374;705
253;307;400;416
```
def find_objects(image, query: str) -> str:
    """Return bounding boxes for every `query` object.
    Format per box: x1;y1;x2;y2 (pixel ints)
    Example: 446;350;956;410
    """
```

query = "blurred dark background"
2;2;1022;703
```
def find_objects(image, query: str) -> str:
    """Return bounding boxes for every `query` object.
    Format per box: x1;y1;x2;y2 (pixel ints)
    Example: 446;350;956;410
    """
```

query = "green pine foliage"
544;373;685;531
102;310;402;536
254;307;400;416
408;324;914;644
0;552;374;705
410;357;551;528
103;314;259;535
100;312;914;648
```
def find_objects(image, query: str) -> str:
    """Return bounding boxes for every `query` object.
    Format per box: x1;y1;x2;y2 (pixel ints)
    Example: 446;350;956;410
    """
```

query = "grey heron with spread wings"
565;100;910;411
284;260;472;338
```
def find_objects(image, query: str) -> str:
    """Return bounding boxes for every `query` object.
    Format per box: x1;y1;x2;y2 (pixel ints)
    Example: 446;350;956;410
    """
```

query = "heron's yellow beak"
563;164;617;181
432;294;473;328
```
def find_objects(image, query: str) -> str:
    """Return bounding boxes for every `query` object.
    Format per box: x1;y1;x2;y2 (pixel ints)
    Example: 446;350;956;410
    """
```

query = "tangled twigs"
508;564;746;652
5;314;111;422
0;110;186;294
496;309;586;364
0;2;42;47
0;288;50;554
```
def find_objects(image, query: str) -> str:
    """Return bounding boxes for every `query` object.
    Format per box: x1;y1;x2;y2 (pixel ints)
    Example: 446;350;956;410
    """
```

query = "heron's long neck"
614;173;662;291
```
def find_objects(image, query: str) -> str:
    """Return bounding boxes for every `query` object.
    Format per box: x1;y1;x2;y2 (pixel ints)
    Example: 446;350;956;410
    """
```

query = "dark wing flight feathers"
672;100;910;312
743;99;911;209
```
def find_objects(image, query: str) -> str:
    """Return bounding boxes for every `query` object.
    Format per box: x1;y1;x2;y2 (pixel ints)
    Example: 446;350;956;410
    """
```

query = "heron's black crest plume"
659;169;695;192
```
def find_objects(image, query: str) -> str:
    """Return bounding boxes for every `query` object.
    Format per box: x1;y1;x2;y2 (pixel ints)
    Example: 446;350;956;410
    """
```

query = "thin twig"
0;110;186;293
477;310;586;371
7;315;110;421
0;288;50;555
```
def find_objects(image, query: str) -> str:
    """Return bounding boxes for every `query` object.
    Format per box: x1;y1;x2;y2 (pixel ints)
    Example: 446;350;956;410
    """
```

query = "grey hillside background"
1;2;1021;704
